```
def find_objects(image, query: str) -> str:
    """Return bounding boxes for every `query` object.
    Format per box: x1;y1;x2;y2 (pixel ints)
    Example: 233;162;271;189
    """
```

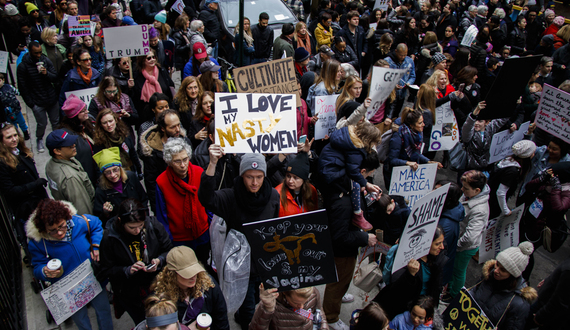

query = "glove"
37;178;48;187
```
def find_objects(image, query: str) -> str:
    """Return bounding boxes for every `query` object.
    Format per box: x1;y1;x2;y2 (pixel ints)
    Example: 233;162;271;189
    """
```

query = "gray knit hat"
240;153;267;176
496;241;534;278
511;140;536;159
432;52;446;66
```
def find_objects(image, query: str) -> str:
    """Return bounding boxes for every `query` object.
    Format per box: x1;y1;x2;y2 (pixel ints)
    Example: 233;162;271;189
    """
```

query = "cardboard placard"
232;58;301;107
488;121;530;164
314;95;339;140
65;87;98;105
103;25;150;59
68;15;92;37
535;84;570;144
443;288;495;330
392;184;450;274
171;0;185;14
0;51;8;74
388;163;438;207
215;92;297;153
242;210;338;292
374;0;390;11
366;66;407;120
479;55;542;120
479;204;524;264
429;101;459;151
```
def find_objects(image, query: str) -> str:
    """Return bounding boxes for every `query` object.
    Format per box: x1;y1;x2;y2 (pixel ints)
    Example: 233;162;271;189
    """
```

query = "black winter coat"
191;138;241;190
332;44;359;71
251;24;274;60
187;118;208;151
132;67;175;125
336;25;368;62
142;0;162;24
104;65;133;97
0;152;48;221
171;28;191;70
507;26;527;55
175;276;229;330
469;40;488;77
198;6;221;43
93;171;148;224
532;257;570;329
16;53;58;108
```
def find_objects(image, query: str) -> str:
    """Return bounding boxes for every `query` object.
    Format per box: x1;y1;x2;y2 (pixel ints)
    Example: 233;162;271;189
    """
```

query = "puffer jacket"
507;26;527;55
462;113;509;170
458;185;490;252
198;5;220;43
332;43;359;70
249;288;329;330
171;28;191;70
16;53;58;108
470;260;537;330
59;67;102;106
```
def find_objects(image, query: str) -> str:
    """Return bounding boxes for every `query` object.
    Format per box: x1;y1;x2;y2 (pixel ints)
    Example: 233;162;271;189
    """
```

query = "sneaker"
351;212;372;231
329;319;349;330
342;293;354;303
37;139;45;153
24;131;30;140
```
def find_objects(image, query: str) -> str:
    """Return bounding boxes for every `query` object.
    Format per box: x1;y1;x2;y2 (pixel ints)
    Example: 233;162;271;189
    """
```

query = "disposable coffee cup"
36;62;44;72
47;258;62;271
196;313;212;330
376;229;384;243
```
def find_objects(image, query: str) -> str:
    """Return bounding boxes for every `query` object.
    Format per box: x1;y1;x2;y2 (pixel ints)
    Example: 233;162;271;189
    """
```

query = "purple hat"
149;26;159;39
61;94;86;118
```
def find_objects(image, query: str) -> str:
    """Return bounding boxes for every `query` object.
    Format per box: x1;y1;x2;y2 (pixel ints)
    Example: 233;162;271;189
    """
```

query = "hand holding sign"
208;144;225;165
407;259;420;276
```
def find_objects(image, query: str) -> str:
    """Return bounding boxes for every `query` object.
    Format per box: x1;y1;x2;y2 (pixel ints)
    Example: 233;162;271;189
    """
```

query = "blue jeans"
7;110;29;132
70;289;114;330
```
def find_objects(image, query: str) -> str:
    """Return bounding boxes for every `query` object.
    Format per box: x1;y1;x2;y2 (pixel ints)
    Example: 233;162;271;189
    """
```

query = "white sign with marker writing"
314;95;339;140
535;84;570;144
367;67;407;120
488;121;530;164
64;87;98;105
389;163;437;207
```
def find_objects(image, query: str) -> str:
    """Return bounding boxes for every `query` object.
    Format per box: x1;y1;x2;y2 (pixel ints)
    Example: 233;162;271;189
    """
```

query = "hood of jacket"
497;156;521;169
461;184;490;208
139;124;188;157
330;125;364;151
481;260;538;302
441;202;465;223
26;200;77;242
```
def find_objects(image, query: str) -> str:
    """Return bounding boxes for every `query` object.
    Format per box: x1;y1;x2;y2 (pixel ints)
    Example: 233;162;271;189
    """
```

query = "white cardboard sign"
367;67;407;120
535;84;570;144
389;163;438;207
314;95;339;140
488;121;530;164
429;102;459;151
479;204;524;264
103;25;150;59
65;87;99;105
0;51;8;74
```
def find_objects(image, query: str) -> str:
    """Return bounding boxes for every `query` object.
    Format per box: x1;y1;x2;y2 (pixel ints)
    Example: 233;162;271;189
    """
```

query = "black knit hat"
286;153;310;181
282;23;295;36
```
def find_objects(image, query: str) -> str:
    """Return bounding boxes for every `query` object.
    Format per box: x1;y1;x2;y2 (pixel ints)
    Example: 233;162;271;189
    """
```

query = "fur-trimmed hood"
139;124;188;157
26;200;77;242
481;260;538;303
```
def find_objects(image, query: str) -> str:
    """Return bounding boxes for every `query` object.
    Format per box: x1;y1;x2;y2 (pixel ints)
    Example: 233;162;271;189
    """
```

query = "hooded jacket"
26;201;103;282
16;52;58;108
45;157;95;215
470;260;537;330
458;185;490;252
59;67;102;106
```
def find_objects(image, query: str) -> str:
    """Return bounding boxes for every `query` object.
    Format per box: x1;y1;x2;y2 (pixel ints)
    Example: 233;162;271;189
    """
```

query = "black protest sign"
443;287;495;330
478;55;542;120
242;210;337;292
233;57;301;107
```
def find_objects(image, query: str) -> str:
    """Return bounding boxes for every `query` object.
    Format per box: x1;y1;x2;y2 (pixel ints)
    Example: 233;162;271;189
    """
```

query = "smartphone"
145;263;156;270
458;83;465;93
298;135;307;144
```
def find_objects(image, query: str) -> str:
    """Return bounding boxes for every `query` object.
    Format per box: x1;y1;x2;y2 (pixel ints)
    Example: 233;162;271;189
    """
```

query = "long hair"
416;84;436;123
174;15;188;30
175;76;203;113
93;109;131;146
455;66;478;86
99;165;128;190
96;76;123;105
293;21;307;42
354;302;389;330
448;47;470;78
336;76;363;112
314;59;341;94
136;48;161;71
426;69;448;90
354;121;382;153
423;31;437;45
279;180;316;214
59;113;95;137
403;17;418;38
151;267;215;302
195;91;215;121
200;70;224;93
378;33;393;55
0;123;32;170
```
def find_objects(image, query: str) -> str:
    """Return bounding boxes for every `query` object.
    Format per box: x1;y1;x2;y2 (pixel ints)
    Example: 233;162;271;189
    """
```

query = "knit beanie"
544;9;555;18
282;23;295;36
511;140;536;159
5;4;19;16
154;10;167;24
61;94;87;118
542;34;554;46
432;52;446;66
93;147;122;173
240;153;267;176
553;16;565;27
295;47;310;63
495;241;534;278
25;2;39;14
149;27;159;39
286;153;310;181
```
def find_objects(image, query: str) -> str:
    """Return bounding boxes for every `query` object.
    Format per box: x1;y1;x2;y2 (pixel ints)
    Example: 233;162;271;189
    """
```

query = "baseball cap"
200;60;221;73
319;45;334;56
166;246;206;279
46;129;78;150
193;42;208;60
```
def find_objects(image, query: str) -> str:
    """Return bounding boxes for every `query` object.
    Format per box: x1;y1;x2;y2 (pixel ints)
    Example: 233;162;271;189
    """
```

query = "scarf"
400;124;423;159
77;67;92;85
242;31;254;47
295;62;307;77
141;66;162;102
280;34;293;45
296;33;312;54
233;176;274;216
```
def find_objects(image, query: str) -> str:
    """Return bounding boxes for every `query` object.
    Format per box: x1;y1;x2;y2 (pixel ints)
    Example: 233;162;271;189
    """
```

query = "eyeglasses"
104;167;121;176
48;223;68;236
146;55;156;60
172;157;189;166
80;57;92;62
104;89;118;95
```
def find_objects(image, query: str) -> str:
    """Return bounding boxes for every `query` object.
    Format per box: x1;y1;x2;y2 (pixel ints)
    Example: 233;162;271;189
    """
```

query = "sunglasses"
80;57;92;62
120;61;129;65
146;55;156;60
104;89;118;94
1;122;12;129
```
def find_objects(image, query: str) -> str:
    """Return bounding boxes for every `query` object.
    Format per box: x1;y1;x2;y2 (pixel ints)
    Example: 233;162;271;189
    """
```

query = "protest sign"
41;259;103;325
389;163;438;207
443;288;495;330
429;102;459;151
535;84;570;144
172;0;186;14
479;55;541;120
460;25;478;47
488;121;530;164
215;92;297;153
65;87;98;105
233;58;301;107
103;25;150;59
314;95;339;140
392;184;449;274
479;204;524;264
68;15;91;37
366;67;408;120
242;210;337;292
374;0;390;11
0;51;8;74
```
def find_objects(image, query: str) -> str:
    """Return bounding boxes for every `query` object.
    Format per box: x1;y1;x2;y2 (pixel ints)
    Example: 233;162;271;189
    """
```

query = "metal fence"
0;195;25;330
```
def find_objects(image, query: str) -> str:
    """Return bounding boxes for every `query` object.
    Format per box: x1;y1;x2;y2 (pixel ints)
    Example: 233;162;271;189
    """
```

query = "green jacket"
45;157;95;215
41;43;66;57
272;36;295;60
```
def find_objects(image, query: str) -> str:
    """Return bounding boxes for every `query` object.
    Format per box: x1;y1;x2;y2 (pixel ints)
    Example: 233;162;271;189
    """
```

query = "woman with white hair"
188;20;209;58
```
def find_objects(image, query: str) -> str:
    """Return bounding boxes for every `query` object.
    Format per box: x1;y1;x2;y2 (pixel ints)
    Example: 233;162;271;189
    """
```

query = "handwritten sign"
367;67;407;120
233;58;301;107
479;204;524;264
429;102;459;151
65;87;98;105
443;288;495;330
392;183;449;274
536;84;570;144
68;15;91;37
171;0;186;14
389;163;437;207
488;121;530;164
0;51;8;74
242;210;337;292
41;260;102;325
215;92;297;153
314;95;339;140
103;25;150;59
374;0;390;11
